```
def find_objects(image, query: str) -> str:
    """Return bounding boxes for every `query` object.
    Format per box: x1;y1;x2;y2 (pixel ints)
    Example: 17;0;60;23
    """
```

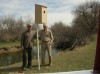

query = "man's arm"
50;30;54;43
33;31;37;39
21;33;24;49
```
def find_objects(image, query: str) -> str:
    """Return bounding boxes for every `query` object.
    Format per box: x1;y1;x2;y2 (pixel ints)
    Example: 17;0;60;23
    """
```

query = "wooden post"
93;9;100;73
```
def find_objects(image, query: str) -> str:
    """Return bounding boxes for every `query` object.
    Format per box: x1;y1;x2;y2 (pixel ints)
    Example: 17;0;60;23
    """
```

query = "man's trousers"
41;42;52;65
22;48;32;67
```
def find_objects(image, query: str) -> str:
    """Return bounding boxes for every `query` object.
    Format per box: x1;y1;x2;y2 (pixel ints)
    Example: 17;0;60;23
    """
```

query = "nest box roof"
35;4;47;8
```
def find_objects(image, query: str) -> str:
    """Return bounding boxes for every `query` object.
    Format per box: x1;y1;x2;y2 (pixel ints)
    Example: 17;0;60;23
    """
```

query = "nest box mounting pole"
35;3;47;70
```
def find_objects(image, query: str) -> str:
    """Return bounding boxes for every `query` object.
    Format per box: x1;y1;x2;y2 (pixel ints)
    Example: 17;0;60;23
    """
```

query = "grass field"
0;42;20;48
0;37;97;74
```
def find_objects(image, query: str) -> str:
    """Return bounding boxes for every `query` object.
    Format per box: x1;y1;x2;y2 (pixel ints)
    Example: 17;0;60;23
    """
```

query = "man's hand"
21;47;24;50
49;41;52;45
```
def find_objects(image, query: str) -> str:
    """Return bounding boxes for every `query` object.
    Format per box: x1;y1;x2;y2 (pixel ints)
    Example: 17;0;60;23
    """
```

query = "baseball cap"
43;24;47;27
27;24;32;27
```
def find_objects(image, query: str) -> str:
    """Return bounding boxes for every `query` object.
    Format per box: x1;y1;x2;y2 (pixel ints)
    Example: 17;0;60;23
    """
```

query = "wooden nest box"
35;4;47;25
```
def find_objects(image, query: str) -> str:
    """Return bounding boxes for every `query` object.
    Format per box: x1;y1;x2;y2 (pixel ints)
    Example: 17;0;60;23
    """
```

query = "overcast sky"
0;0;98;26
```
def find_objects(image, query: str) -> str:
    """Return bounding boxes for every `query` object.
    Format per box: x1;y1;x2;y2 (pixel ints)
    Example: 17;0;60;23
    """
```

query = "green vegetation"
0;38;97;74
0;42;20;48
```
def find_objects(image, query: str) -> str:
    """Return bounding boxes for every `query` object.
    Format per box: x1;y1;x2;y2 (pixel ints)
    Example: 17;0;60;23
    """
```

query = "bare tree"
51;22;75;50
72;1;100;44
0;16;25;42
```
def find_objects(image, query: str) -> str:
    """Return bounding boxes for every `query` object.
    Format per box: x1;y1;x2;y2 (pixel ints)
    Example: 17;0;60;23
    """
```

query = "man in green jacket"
21;24;35;70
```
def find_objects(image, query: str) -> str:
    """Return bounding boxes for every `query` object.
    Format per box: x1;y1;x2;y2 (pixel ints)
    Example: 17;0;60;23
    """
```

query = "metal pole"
37;24;40;70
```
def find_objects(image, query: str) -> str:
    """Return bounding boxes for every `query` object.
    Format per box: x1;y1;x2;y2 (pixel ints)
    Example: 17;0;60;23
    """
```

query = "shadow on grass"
0;65;40;73
0;67;22;73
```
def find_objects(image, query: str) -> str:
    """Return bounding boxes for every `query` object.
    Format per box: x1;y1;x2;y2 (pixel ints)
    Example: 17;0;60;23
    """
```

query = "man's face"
43;26;47;30
27;26;32;31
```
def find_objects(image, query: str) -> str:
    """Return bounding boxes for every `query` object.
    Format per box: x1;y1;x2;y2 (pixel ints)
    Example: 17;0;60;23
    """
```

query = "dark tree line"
51;1;100;50
0;15;37;42
0;16;25;42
